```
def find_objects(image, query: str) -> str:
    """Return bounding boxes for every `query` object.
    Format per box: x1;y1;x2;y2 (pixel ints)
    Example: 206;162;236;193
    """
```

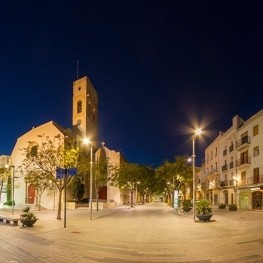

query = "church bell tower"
72;76;98;144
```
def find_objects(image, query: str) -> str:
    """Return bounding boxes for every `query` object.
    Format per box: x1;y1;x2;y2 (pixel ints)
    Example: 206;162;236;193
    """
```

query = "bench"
0;215;19;226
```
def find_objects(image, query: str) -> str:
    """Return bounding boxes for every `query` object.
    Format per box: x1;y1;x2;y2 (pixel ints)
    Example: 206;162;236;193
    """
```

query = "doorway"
252;191;262;209
27;184;36;204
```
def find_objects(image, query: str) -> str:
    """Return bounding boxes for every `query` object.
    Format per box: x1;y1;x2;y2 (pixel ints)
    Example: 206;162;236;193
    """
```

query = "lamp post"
83;138;93;221
192;128;202;221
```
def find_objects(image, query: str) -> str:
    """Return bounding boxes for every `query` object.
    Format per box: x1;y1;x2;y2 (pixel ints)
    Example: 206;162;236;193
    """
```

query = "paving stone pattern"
0;203;262;263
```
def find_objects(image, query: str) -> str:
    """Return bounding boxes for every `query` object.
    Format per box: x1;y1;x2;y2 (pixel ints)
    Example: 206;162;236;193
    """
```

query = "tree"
0;167;10;203
71;175;85;202
155;155;193;206
93;159;110;210
111;162;154;207
20;133;79;219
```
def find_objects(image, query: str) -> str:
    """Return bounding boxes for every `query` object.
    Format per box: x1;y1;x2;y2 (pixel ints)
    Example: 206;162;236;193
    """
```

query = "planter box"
229;206;237;211
20;218;38;227
196;214;213;222
182;207;192;212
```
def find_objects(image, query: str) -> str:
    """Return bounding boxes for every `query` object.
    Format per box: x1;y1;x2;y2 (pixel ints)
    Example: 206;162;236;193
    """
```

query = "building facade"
203;111;263;209
0;76;126;209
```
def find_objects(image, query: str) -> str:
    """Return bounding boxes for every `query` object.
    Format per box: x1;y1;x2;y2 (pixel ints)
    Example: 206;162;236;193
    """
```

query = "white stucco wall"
11;121;65;209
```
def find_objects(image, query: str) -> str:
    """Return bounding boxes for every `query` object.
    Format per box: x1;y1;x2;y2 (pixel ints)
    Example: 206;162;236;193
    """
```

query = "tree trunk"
131;190;134;207
96;191;99;211
57;188;63;220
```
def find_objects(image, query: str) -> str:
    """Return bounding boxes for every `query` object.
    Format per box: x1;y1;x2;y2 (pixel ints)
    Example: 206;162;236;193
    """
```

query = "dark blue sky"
1;1;263;166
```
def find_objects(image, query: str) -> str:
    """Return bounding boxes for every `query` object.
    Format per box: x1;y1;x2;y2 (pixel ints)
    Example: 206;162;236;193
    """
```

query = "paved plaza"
0;202;263;263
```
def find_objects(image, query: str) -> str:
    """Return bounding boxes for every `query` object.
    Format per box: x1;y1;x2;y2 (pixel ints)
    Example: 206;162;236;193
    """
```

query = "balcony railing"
229;162;234;169
235;135;250;150
207;168;219;175
239;175;263;186
220;180;228;187
236;156;251;167
222;164;228;172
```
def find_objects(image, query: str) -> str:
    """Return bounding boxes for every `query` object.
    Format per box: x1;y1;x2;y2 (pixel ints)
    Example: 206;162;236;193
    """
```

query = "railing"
229;162;234;169
229;179;234;186
207;168;218;175
236;156;251;167
235;135;250;149
222;164;228;172
220;180;228;187
246;175;263;185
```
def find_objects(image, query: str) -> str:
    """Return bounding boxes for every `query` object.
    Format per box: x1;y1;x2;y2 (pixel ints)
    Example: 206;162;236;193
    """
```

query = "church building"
1;76;126;209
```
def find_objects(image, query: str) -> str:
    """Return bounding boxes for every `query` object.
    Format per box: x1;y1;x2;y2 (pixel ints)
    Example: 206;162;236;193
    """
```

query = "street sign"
56;167;64;179
68;168;77;176
56;167;77;179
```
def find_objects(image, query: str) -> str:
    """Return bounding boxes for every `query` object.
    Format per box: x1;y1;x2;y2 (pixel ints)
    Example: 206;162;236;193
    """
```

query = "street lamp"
192;128;202;221
4;164;15;215
83;138;93;221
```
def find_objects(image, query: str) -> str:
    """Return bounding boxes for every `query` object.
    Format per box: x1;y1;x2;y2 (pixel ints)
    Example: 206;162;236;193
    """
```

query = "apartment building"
203;110;263;210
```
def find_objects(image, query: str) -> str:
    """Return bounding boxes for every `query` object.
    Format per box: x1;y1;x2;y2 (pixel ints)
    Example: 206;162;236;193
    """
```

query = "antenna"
76;60;79;79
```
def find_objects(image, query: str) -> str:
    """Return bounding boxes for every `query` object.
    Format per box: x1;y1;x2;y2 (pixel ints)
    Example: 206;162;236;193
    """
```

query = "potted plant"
20;206;38;227
181;200;192;212
218;203;226;209
229;204;237;211
195;199;213;221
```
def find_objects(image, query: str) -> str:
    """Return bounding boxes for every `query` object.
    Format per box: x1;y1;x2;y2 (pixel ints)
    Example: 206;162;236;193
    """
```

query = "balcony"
235;135;250;151
236;156;251;169
239;175;263;187
222;164;228;172
220;180;229;188
207;168;219;176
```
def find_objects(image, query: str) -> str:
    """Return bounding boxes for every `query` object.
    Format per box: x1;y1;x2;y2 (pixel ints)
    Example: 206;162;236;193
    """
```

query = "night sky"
1;1;263;167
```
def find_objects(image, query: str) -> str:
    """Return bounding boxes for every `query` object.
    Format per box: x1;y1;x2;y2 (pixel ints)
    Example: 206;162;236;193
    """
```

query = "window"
229;142;234;152
253;125;259;136
27;142;39;157
223;148;227;156
254;168;260;184
253;146;259;157
77;100;82;113
241;171;246;186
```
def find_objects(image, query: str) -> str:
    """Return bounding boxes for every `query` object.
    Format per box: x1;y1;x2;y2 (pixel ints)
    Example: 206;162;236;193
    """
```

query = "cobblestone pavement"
0;203;263;263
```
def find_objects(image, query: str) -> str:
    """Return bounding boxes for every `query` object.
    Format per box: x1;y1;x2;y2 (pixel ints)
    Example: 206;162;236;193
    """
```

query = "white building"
1;76;125;209
203;111;263;209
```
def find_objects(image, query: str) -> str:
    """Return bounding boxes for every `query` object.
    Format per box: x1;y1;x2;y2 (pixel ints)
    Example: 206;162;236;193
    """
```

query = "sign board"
56;167;65;179
68;168;77;176
56;167;77;179
173;190;179;209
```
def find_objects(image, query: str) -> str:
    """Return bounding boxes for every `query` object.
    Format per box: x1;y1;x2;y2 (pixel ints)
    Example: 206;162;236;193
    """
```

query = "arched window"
77;100;82;113
27;142;39;157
